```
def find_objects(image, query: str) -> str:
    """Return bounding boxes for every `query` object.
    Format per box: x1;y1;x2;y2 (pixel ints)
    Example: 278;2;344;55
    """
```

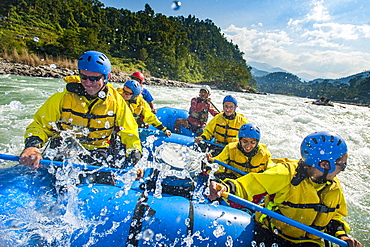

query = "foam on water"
0;75;369;245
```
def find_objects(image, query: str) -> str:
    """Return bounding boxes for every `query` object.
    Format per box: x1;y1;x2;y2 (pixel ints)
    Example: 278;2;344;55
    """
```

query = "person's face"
199;89;209;100
239;137;258;153
309;152;348;181
223;102;236;116
79;70;105;97
122;86;135;101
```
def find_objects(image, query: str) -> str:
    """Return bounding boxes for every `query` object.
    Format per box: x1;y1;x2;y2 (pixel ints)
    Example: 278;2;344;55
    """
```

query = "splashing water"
0;75;369;245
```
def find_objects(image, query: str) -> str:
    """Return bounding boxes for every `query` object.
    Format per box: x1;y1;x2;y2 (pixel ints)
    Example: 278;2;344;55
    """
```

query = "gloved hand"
164;129;172;136
194;136;204;144
63;75;81;83
128;149;142;165
206;153;214;163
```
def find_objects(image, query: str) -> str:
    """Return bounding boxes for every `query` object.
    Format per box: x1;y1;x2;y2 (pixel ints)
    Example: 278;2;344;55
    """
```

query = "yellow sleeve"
213;144;231;173
139;96;163;128
24;91;66;146
224;162;292;201
112;90;142;152
202;113;221;140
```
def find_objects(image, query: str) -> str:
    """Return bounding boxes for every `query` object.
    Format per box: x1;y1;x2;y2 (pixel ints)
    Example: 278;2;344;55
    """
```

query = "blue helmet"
78;51;111;84
300;131;348;173
238;123;261;140
124;80;142;99
223;95;238;106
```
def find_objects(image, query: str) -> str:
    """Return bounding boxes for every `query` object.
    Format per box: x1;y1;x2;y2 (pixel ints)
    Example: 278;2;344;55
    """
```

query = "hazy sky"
101;0;370;79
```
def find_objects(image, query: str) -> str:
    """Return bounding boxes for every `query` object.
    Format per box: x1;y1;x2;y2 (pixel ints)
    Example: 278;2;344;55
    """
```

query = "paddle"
210;101;220;113
220;191;348;247
212;159;247;176
202;139;225;148
0;154;131;174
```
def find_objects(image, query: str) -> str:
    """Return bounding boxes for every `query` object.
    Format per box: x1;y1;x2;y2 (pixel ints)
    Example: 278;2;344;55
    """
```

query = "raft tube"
71;184;255;246
152;107;197;137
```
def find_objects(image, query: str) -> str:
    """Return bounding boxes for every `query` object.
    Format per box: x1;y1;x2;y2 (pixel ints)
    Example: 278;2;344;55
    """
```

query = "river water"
0;74;369;245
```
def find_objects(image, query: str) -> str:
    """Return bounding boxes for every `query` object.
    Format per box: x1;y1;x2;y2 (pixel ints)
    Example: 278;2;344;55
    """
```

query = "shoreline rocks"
0;58;197;88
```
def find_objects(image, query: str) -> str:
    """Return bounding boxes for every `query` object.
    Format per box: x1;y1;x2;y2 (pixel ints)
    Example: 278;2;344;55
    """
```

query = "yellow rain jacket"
201;112;248;145
224;158;350;246
213;142;274;176
25;83;141;152
116;90;167;131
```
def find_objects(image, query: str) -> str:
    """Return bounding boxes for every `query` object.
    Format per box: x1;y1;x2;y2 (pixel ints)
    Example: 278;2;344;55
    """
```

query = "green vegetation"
256;72;370;105
0;0;253;89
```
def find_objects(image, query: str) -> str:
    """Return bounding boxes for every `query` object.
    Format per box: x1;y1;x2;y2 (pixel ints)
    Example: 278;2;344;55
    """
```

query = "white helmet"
200;85;211;95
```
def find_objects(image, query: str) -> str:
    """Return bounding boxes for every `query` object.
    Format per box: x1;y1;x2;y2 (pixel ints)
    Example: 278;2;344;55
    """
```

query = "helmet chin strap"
315;169;329;184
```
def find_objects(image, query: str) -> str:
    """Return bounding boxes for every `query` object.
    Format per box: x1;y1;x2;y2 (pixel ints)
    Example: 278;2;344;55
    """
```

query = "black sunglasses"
336;162;347;171
79;74;104;82
123;89;134;95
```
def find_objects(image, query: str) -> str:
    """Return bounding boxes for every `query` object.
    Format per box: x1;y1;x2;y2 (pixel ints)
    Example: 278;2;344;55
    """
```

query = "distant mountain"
248;61;315;81
308;71;370;84
250;67;269;77
255;70;370;105
248;61;288;73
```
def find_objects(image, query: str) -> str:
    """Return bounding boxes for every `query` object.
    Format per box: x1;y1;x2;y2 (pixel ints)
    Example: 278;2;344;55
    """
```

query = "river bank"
0;58;197;88
2;59;368;107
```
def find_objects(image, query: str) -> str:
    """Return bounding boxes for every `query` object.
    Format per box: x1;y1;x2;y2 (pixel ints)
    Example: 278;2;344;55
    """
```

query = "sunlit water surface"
0;75;369;245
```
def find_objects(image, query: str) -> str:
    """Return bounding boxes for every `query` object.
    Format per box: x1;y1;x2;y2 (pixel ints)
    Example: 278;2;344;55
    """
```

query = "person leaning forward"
19;51;142;184
208;131;362;247
117;79;171;136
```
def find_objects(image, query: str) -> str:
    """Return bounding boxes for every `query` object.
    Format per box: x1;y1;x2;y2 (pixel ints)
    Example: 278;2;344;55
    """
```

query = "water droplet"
147;37;151;41
100;206;108;216
57;87;64;93
49;64;57;69
251;241;257;247
155;233;163;241
108;110;114;116
98;91;106;98
33;37;39;42
171;1;181;10
142;229;154;241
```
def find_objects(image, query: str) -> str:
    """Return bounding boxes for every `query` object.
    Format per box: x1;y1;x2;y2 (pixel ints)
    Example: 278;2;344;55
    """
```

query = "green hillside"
0;0;254;89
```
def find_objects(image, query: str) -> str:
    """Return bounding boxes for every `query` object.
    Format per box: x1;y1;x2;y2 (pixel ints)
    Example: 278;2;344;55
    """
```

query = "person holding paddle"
19;51;142;185
206;123;274;181
208;131;362;247
174;85;218;135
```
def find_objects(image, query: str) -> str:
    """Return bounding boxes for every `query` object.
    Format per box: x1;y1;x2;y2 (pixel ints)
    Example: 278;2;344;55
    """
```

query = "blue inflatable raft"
0;128;255;246
152;107;197;137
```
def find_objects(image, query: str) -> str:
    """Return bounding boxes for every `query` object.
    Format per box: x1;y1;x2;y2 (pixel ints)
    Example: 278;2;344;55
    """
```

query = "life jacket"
255;160;346;246
188;97;209;123
117;91;165;131
58;83;117;149
203;112;248;145
214;142;273;176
